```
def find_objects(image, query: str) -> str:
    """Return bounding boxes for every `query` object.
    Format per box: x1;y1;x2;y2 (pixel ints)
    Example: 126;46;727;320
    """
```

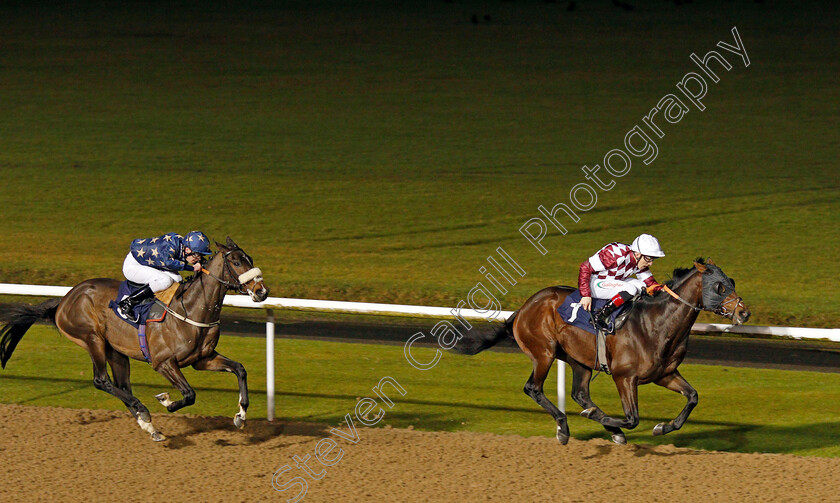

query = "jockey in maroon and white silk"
578;234;666;329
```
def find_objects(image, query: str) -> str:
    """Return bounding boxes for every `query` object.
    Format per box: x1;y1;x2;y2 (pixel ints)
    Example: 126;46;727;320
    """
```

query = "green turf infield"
2;326;838;457
0;1;837;327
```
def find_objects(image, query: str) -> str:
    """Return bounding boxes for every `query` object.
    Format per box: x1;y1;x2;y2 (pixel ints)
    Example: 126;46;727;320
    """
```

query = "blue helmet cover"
185;231;213;255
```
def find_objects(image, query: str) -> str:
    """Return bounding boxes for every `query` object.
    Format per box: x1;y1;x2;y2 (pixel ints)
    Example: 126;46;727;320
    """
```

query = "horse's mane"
665;257;705;289
180;273;202;286
634;257;705;307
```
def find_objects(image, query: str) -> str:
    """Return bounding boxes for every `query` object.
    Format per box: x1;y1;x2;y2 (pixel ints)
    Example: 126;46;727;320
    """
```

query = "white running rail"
1;283;838;417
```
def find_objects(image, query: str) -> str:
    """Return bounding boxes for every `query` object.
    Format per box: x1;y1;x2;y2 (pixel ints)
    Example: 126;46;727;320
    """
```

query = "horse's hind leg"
106;345;132;395
192;351;249;429
523;356;571;444
87;338;163;441
568;360;626;445
652;370;698;436
153;359;196;412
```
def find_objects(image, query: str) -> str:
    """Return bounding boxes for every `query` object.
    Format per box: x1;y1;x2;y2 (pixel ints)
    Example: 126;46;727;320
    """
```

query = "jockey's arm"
579;249;615;294
578;260;594;298
158;247;192;273
638;269;663;294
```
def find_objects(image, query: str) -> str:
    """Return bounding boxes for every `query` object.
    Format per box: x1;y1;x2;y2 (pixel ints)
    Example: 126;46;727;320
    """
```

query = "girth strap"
595;328;610;375
138;323;151;363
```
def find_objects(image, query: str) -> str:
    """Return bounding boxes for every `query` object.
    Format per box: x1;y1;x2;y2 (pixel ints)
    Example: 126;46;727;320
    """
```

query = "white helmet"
631;234;665;257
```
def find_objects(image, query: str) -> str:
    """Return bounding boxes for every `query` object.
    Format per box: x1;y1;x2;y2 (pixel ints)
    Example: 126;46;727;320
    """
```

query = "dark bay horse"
0;237;268;441
456;258;749;445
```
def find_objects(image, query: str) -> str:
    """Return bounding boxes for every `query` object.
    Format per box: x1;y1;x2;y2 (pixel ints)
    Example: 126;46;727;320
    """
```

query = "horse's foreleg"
652;370;698;436
523;357;571;444
153;359;196;413
569;360;626;444
89;339;162;441
598;375;640;431
192;351;249;429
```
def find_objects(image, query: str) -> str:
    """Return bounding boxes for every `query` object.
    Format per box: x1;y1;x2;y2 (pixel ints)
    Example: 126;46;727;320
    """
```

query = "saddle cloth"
556;289;630;336
108;281;178;329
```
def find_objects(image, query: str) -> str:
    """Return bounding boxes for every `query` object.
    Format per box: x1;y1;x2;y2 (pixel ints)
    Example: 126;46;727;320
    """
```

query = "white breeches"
589;278;647;300
122;253;181;293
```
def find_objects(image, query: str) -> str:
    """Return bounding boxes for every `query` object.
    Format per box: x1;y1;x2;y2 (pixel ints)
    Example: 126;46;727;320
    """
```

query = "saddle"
557;289;642;375
110;281;179;327
556;290;635;336
108;282;180;362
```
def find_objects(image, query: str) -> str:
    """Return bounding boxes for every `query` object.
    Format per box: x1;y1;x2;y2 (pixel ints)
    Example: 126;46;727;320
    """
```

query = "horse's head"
695;259;750;325
214;237;270;303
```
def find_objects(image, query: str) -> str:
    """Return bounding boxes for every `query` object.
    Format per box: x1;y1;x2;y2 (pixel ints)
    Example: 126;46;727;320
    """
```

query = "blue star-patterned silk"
129;233;192;272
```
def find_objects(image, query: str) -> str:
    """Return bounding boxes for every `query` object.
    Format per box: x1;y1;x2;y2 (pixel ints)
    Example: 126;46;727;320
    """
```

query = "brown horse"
0;237;269;441
456;258;750;445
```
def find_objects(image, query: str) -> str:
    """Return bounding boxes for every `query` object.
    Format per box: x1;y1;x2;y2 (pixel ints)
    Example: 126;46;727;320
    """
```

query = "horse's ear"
226;236;237;248
216;241;229;252
706;257;715;266
695;261;707;273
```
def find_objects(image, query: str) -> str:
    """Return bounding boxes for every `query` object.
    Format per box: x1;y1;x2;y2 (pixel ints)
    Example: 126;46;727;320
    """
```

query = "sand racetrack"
1;403;838;503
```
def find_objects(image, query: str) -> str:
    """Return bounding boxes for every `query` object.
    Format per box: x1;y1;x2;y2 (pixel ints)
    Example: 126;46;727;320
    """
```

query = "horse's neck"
661;270;704;337
179;258;226;323
673;269;704;309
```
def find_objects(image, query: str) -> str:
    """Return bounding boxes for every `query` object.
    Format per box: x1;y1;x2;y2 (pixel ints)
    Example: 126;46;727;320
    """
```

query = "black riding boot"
118;285;154;321
592;292;632;330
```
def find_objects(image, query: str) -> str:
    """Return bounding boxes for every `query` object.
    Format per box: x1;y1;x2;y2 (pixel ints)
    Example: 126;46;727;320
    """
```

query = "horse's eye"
233;261;241;267
716;282;725;295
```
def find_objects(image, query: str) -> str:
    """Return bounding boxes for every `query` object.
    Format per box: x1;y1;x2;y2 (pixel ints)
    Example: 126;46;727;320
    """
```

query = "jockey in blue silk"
117;231;213;320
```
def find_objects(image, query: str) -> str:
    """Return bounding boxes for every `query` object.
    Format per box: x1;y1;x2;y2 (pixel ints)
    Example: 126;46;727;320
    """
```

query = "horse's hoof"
580;407;596;419
151;432;166;442
234;414;246;430
155;392;174;407
611;433;627;445
556;427;570;445
652;423;666;436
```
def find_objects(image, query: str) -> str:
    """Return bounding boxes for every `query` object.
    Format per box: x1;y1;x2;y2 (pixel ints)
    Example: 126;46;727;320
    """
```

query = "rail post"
266;308;275;421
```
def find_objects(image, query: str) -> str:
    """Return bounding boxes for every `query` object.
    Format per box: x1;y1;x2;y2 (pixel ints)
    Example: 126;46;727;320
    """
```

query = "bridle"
200;248;263;296
161;247;264;328
661;270;745;322
714;294;745;319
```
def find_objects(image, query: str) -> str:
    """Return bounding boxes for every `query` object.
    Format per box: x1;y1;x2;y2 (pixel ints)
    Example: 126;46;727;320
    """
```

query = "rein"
662;285;702;312
662;283;745;320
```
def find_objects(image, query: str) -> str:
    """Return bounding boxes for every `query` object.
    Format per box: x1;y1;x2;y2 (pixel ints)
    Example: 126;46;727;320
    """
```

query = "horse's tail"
453;310;517;355
0;298;61;369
